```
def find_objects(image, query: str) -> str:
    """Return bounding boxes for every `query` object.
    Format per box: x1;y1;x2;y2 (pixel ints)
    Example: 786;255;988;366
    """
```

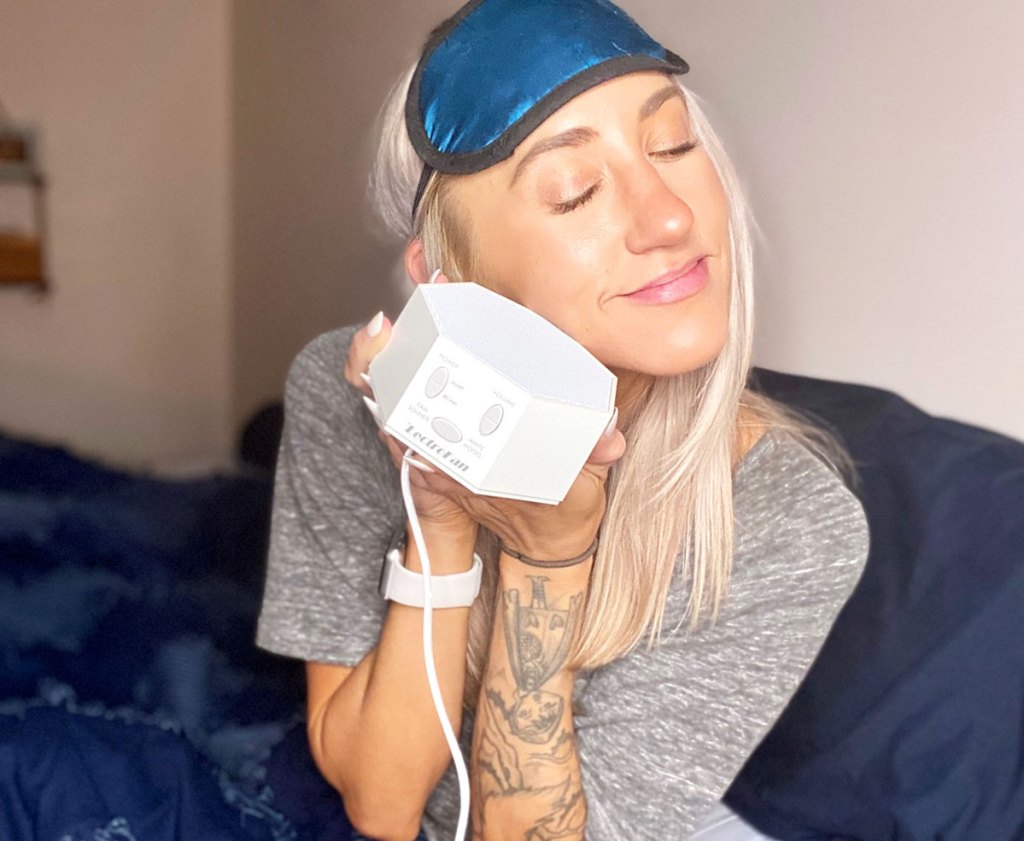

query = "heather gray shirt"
256;325;870;841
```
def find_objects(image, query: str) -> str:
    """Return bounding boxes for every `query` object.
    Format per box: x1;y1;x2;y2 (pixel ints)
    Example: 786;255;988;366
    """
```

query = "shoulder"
730;427;870;603
278;323;399;501
281;324;374;443
734;425;867;541
284;324;361;404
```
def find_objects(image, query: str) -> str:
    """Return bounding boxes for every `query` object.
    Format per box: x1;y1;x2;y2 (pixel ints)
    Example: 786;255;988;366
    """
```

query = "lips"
627;256;707;296
619;256;710;305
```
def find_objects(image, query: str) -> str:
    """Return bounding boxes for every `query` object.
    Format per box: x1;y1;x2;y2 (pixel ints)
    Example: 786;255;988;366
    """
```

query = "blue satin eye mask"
405;0;688;219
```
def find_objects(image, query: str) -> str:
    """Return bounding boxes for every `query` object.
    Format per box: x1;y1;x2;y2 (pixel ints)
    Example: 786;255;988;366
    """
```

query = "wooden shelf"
0;231;46;288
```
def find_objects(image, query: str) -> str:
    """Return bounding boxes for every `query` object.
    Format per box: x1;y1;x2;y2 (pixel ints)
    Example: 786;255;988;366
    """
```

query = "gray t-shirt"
256;325;870;841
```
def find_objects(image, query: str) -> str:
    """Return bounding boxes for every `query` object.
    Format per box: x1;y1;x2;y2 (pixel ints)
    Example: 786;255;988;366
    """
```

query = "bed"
0;420;347;841
1;368;1021;840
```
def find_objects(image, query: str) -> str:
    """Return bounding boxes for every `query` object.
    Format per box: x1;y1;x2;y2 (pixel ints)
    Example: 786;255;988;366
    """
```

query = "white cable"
401;447;471;841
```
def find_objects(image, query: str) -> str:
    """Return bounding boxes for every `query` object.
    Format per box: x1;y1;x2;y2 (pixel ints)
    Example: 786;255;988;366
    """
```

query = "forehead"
533;71;686;133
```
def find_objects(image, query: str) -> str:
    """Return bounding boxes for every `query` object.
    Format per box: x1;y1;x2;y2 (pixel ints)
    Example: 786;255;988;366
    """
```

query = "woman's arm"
258;321;482;840
306;520;478;841
471;553;593;840
298;306;622;840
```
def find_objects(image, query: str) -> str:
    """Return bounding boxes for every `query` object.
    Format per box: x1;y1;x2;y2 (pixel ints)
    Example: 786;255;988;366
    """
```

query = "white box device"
368;282;617;505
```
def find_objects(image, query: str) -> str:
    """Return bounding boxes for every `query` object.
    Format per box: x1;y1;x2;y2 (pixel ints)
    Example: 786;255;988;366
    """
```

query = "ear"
404;238;431;285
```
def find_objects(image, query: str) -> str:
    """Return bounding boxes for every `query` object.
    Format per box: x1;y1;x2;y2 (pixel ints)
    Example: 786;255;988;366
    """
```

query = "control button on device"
479;404;504;436
425;366;449;398
431;416;463;443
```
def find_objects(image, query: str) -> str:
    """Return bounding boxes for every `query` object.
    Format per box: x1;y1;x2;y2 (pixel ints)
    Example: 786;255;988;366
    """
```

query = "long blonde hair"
369;65;856;706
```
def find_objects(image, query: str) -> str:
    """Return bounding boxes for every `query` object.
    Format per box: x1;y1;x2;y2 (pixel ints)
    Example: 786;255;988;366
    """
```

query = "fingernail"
367;311;384;337
405;455;436;474
359;371;373;388
428;268;442;284
362;395;385;429
601;407;619;439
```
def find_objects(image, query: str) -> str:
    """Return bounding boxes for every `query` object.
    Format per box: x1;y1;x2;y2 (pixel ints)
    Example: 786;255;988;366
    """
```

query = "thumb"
585;408;625;471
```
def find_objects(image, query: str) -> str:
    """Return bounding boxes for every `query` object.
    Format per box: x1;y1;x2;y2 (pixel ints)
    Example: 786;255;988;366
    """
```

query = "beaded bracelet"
498;536;599;568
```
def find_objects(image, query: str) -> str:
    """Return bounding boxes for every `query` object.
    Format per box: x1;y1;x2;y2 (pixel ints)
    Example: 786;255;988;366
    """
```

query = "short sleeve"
256;325;406;666
575;432;870;841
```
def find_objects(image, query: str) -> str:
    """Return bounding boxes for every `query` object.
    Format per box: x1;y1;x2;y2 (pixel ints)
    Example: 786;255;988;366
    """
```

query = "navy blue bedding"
0;431;349;841
1;368;1021;840
729;371;1024;840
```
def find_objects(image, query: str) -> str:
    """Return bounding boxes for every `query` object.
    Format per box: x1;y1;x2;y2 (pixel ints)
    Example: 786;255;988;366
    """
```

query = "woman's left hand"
375;404;625;561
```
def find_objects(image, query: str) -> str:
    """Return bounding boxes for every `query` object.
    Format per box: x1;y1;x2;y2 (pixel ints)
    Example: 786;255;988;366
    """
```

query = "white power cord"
400;447;471;841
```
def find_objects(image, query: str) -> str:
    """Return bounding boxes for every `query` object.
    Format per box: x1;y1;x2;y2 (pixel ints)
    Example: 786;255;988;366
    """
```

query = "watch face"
387;525;408;556
379;525;408;596
378;551;390;595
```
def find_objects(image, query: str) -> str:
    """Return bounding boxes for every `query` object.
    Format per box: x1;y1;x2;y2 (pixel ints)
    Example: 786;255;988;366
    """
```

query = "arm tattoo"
471;576;587;840
505;576;583;695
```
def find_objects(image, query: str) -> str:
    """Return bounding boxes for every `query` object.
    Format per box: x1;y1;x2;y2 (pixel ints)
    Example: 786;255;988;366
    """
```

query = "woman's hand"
345;305;477;540
458;417;624;559
344;281;626;560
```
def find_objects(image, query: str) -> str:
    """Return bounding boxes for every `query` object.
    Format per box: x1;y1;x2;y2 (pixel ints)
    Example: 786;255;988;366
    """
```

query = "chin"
624;323;729;378
647;349;724;378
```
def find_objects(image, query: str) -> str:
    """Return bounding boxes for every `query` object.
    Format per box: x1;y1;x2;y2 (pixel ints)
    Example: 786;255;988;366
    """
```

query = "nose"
622;163;695;255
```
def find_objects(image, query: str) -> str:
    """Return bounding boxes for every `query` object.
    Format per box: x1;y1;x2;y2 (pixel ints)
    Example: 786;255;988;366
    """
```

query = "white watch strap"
379;548;483;608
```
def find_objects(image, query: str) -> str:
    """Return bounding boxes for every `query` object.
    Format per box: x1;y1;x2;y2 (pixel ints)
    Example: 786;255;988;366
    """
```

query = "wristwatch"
378;526;483;608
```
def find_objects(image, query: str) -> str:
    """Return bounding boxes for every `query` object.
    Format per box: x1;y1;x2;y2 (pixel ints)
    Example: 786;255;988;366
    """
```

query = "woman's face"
451;71;732;391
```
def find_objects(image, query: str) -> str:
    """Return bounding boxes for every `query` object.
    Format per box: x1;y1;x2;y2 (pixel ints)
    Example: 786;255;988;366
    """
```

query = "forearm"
470;551;592;841
310;524;477;837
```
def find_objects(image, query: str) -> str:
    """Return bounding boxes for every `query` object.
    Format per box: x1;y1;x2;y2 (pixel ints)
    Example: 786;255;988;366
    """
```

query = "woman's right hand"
344;293;480;542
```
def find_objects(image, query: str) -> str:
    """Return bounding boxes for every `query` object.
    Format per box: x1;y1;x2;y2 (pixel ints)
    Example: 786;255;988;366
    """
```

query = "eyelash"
652;139;700;160
552;140;701;214
553;185;598;214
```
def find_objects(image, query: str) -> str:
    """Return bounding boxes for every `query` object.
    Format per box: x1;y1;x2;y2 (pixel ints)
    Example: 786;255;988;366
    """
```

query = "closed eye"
651;139;700;160
553;183;599;214
551;139;699;214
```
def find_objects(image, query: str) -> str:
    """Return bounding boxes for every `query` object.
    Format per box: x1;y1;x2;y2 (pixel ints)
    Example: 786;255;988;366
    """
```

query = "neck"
610;369;655;431
610;368;766;468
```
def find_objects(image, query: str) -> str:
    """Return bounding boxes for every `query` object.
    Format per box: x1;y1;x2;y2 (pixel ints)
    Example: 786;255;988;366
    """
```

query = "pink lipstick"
624;257;709;304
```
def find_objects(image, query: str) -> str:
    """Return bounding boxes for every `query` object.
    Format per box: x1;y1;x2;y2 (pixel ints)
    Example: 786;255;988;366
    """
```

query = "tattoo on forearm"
471;576;587;840
505;576;583;694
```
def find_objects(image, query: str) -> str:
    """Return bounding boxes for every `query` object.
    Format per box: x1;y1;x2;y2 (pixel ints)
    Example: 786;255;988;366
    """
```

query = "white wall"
231;0;454;432
233;0;1023;444
0;1;233;472
630;0;1024;441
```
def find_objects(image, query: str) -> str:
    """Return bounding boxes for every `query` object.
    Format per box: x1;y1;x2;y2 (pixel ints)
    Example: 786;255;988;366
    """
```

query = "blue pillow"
726;370;1024;840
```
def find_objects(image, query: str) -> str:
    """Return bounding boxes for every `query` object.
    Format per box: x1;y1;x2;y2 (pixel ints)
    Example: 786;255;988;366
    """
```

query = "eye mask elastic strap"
412;163;435;224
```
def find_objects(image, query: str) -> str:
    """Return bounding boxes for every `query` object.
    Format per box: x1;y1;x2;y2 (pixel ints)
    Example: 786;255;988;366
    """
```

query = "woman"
257;1;869;839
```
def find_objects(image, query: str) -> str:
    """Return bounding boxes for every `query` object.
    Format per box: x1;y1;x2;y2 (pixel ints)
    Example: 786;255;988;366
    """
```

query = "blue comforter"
0;430;350;841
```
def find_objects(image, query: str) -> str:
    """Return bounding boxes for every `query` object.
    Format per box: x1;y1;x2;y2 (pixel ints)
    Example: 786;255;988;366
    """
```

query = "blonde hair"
369;64;857;706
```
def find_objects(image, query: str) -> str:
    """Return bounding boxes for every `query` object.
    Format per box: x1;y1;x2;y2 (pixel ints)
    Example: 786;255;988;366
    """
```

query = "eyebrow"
639;84;686;122
509;85;686;187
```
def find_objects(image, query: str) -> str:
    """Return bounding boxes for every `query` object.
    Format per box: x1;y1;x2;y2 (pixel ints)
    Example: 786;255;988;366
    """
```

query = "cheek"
474;214;611;322
700;163;731;242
